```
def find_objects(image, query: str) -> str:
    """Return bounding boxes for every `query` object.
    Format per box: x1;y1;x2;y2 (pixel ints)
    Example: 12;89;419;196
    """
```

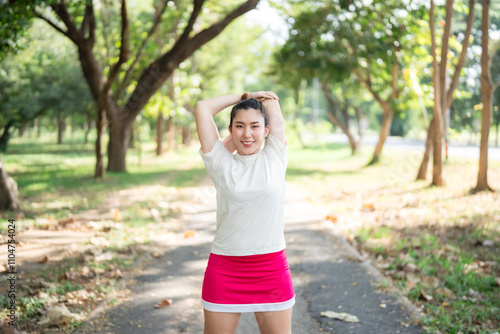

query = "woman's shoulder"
264;134;287;153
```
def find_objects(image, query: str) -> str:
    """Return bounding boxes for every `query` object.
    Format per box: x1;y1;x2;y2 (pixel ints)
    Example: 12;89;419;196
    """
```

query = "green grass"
1;132;207;226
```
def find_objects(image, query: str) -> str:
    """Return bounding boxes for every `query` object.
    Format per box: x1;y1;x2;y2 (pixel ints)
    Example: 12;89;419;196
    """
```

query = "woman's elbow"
195;101;203;113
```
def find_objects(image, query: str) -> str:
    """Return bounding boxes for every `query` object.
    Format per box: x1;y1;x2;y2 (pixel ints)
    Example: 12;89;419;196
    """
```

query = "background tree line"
0;0;499;210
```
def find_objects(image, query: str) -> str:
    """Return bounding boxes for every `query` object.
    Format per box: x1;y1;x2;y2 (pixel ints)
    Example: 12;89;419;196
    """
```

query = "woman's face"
229;108;270;156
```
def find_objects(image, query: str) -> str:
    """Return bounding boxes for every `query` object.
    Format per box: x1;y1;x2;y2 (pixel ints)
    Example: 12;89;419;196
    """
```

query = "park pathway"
76;183;424;334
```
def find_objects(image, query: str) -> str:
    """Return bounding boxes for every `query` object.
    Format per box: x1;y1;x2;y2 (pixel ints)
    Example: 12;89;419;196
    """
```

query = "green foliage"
272;0;431;138
143;14;271;133
275;1;426;91
0;20;94;150
0;294;49;324
0;0;50;59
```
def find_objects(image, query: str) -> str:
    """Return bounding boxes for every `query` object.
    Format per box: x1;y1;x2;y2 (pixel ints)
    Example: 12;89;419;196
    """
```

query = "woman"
195;91;294;334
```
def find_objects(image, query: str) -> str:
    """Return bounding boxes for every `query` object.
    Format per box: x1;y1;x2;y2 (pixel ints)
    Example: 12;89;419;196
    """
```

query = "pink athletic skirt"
201;249;295;312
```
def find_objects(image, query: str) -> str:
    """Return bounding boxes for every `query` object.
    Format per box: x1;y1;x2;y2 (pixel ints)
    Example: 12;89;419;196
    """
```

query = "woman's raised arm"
195;94;241;154
249;91;286;145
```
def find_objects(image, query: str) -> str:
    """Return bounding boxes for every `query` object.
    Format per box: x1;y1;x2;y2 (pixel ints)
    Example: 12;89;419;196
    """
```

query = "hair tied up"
230;98;269;127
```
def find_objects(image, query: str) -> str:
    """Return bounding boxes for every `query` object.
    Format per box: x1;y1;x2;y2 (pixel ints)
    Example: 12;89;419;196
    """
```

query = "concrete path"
76;184;424;334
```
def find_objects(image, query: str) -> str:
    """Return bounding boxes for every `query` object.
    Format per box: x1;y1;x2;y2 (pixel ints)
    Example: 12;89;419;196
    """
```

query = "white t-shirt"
199;134;287;256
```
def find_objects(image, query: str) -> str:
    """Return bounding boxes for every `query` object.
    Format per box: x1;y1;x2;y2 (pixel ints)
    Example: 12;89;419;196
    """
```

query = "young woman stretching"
195;91;294;334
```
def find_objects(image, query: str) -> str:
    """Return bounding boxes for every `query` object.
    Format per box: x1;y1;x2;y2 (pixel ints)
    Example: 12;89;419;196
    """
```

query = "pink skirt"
201;250;295;312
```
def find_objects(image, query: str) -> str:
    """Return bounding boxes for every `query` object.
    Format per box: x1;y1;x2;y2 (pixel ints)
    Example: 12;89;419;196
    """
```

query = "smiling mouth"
242;141;254;147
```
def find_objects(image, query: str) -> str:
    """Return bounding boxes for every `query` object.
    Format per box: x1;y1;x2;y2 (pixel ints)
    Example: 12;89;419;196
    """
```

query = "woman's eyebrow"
235;121;261;124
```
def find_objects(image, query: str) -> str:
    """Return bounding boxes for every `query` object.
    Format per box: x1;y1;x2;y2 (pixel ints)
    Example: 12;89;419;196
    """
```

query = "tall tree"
416;0;475;185
472;0;499;192
0;154;19;211
4;0;259;177
275;0;425;164
321;83;363;155
0;21;93;151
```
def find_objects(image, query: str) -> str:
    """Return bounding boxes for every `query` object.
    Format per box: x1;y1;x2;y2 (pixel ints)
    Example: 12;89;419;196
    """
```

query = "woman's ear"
228;124;232;134
265;125;270;137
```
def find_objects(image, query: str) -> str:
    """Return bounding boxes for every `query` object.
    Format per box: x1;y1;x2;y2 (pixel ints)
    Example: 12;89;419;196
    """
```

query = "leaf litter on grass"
294;156;500;333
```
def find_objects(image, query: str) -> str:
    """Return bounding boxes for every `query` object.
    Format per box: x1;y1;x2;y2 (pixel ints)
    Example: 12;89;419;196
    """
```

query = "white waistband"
201;296;295;313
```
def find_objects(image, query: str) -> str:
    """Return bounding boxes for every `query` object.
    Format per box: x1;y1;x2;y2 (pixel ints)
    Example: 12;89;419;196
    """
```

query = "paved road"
76;184;424;334
314;133;500;161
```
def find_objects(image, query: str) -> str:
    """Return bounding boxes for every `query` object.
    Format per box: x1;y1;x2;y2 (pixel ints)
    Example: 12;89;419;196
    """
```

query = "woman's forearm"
196;94;242;117
262;97;286;144
223;135;237;153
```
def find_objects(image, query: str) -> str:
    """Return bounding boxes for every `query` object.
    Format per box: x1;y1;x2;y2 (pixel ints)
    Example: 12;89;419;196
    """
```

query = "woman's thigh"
203;309;241;334
254;308;293;334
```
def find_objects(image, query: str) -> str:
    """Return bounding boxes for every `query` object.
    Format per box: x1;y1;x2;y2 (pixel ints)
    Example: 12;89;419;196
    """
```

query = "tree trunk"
496;120;499;147
156;111;164;155
181;124;191;146
368;101;394;165
94;109;106;178
18;123;28;137
352;67;397;165
128;124;135;149
430;0;445;187
57;112;66;144
291;85;307;148
36;118;42;137
427;0;474;187
0;121;14;153
0;155;19;211
354;105;364;147
84;113;92;145
473;0;494;192
416;119;435;180
431;110;444;186
326;112;358;154
321;84;360;155
107;122;131;172
166;116;176;151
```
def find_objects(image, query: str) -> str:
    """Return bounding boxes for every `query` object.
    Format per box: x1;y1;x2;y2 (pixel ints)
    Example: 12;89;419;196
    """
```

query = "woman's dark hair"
229;98;269;127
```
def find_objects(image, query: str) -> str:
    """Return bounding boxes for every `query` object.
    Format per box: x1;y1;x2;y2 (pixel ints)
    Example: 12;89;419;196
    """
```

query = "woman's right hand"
248;91;279;101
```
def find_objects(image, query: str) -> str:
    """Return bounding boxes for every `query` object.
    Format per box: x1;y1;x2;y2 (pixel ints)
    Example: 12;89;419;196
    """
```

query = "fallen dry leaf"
94;252;115;262
184;230;196;238
347;255;361;262
65;270;77;281
420;290;433;301
325;214;338;223
155;298;173;308
151;249;163;258
114;208;121;221
38;303;82;326
57;217;75;227
422;276;440;288
361;203;375;212
109;268;123;278
436;287;456;299
320;311;359;323
38;256;49;264
403;263;418;273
